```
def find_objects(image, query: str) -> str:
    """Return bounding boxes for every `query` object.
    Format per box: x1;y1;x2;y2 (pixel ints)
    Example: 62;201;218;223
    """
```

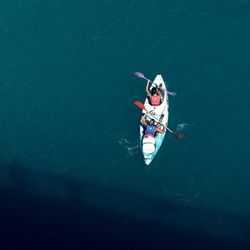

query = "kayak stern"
144;154;153;165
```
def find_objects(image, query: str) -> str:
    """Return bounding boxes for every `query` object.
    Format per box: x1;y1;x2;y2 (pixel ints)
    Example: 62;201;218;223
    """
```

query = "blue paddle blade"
134;72;145;79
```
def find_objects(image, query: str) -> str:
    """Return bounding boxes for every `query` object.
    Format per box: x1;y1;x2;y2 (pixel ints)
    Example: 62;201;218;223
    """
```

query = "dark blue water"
0;0;250;249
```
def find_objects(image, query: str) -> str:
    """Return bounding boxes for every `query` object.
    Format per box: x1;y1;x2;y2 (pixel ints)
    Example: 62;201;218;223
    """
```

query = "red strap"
144;134;155;138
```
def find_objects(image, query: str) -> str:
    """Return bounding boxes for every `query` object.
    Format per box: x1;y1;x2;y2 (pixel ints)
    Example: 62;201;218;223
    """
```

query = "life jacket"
151;95;161;106
145;125;156;136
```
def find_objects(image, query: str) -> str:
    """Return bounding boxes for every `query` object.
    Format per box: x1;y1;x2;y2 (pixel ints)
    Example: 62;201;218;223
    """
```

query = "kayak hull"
139;74;169;165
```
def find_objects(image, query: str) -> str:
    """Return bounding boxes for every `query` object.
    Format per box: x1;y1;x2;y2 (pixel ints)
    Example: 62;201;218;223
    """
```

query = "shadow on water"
0;160;250;250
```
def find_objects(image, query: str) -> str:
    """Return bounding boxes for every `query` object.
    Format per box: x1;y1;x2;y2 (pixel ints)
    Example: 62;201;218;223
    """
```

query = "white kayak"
139;74;169;165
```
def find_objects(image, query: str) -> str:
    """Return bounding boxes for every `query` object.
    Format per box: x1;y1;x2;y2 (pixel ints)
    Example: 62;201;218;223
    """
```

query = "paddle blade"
134;101;145;110
134;72;146;79
173;132;184;138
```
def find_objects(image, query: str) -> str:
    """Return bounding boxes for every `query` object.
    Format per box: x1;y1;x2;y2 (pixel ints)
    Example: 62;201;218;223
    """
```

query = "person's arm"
156;124;165;134
140;114;147;126
140;112;149;126
146;80;151;97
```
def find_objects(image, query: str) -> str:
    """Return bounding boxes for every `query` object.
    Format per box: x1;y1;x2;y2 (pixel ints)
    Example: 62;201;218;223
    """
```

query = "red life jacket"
151;95;160;106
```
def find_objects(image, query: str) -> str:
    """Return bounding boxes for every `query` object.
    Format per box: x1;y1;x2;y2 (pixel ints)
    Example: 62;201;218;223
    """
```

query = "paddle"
166;127;184;139
134;101;184;138
134;101;146;111
134;72;177;96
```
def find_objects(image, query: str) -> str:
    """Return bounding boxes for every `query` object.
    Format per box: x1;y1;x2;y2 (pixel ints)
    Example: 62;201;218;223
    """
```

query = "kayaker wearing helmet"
140;111;165;137
146;80;161;106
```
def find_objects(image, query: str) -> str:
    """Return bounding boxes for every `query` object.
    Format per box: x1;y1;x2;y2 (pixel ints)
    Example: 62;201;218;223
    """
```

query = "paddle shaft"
135;101;183;138
134;72;176;96
146;78;166;91
141;110;166;130
146;113;181;137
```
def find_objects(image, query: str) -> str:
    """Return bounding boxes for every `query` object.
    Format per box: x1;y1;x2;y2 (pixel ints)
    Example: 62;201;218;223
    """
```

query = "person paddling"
146;80;161;106
140;112;165;137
